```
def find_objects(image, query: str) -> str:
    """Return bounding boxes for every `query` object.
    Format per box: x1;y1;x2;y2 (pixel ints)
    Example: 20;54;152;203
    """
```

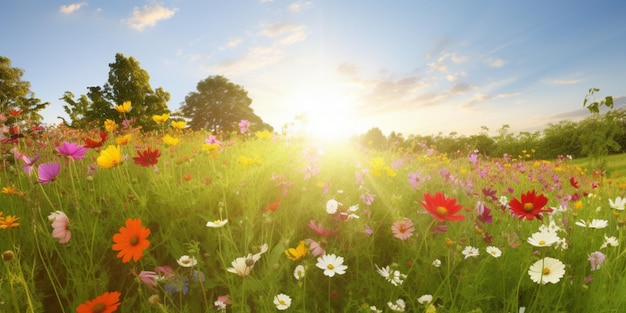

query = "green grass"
570;153;626;178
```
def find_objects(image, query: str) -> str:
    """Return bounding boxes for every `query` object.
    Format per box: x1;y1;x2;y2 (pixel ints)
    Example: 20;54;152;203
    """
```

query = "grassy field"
570;153;626;178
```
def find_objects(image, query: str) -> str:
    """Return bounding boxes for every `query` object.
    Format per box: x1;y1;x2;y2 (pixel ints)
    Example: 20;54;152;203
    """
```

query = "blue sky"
2;1;625;138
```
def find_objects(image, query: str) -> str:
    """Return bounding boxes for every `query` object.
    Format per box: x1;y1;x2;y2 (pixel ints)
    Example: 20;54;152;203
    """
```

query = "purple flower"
588;251;606;271
56;142;88;160
38;162;61;184
21;154;40;175
138;270;159;288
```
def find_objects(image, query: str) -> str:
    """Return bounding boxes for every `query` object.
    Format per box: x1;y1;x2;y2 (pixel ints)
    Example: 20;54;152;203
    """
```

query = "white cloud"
59;2;87;14
209;46;285;75
446;71;466;82
124;3;177;31
219;38;243;50
484;57;505;68
427;52;467;73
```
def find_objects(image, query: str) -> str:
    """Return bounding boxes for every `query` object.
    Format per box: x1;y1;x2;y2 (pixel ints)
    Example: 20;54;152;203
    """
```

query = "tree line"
1;53;272;133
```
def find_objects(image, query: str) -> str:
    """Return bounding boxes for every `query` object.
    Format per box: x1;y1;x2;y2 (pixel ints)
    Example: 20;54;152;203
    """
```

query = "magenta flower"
238;119;250;133
37;162;61;184
56;142;88;160
48;211;71;243
305;238;326;257
20;153;40;176
391;218;415;241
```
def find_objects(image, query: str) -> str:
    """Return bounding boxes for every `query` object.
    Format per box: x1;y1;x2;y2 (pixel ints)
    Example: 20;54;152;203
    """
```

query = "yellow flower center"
523;203;534;212
182;259;190;264
538;240;545;245
436;206;448;215
279;300;286;305
543;267;551;275
93;303;106;313
130;236;139;246
327;264;334;270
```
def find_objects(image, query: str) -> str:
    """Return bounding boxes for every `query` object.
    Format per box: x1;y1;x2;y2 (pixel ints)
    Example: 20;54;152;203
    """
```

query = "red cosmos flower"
133;147;160;167
9;109;22;117
76;291;121;313
84;131;108;149
420;192;465;222
263;198;281;213
569;177;579;189
508;190;552;220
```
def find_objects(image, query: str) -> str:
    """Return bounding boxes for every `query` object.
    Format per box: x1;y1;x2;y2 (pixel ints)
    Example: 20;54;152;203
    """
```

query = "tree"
359;127;387;150
0;56;49;123
62;53;170;131
180;75;272;132
580;88;622;171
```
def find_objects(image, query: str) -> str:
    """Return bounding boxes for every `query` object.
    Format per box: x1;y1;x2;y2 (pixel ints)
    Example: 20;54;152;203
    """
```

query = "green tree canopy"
61;53;170;131
180;75;272;132
0;56;49;123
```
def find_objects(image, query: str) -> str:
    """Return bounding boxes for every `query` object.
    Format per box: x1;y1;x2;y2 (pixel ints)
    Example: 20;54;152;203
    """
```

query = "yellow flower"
104;119;117;132
285;240;307;261
152;113;170;123
162;135;180;146
114;101;131;113
202;143;220;151
255;130;273;140
2;186;24;196
239;155;261;167
575;201;583;210
0;215;20;229
97;145;122;168
171;120;187;130
115;134;132;145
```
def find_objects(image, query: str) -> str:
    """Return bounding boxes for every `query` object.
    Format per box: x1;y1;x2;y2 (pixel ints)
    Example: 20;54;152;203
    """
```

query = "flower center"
523;203;534;212
182;259;190;264
538;240;545;245
130;235;139;246
436;206;448;215
543;267;551;275
327;264;335;270
279;300;286;305
93;303;106;313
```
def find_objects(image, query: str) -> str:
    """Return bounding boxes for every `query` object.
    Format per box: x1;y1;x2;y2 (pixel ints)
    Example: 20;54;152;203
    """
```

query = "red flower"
133;147;160;167
508;190;552;220
84;131;108;149
263;198;281;213
9;109;22;117
569;177;579;189
76;291;121;313
420;192;465;222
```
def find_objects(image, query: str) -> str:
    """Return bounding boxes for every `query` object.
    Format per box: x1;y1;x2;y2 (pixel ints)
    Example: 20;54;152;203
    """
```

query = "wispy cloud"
209;46;285;75
460;92;520;109
289;1;313;12
543;78;583;85
219;38;243;50
259;22;308;45
484;57;505;68
124;3;177;31
427;52;468;73
59;2;87;14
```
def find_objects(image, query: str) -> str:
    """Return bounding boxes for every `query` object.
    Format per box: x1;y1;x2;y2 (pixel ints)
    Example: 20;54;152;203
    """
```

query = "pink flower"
308;219;332;237
138;270;159;288
48;211;71;243
56;141;88;160
391;218;415;241
588;251;606;271
305;238;326;257
238;120;250;133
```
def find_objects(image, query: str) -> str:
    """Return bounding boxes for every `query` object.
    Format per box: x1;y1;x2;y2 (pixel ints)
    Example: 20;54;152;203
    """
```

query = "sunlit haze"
2;1;625;137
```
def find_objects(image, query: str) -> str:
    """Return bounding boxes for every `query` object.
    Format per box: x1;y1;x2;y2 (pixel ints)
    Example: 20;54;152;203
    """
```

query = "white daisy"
206;219;228;228
461;246;479;259
273;293;291;310
316;253;347;277
375;264;406;286
601;235;619;249
387;298;406;312
176;255;197;267
609;196;626;210
527;230;560;247
486;246;502;258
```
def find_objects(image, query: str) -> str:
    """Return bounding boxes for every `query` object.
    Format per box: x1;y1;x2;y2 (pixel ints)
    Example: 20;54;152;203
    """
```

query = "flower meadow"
2;114;626;312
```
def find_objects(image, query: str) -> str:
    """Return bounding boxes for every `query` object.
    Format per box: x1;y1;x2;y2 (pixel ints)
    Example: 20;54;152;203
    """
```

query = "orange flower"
112;218;150;263
0;215;20;229
76;291;121;313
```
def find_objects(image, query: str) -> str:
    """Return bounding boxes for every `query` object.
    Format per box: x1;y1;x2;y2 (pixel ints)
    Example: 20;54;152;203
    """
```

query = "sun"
285;83;362;144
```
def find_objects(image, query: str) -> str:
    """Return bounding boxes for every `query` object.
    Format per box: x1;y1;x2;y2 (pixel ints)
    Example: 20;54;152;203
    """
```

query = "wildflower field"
2;117;626;313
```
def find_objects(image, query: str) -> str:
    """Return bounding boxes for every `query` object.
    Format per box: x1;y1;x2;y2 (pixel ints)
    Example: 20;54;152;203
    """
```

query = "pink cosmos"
56;141;88;160
48;211;71;243
391;218;415;241
305;238;326;257
205;135;222;145
138;270;159;288
308;219;332;237
238;119;250;133
38;162;61;184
